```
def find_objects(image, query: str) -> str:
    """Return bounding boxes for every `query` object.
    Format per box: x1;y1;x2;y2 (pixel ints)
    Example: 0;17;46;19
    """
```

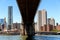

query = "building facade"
8;6;13;30
0;19;4;25
40;24;53;32
13;23;20;29
0;19;4;31
56;25;60;31
37;9;47;32
0;18;7;31
48;18;55;26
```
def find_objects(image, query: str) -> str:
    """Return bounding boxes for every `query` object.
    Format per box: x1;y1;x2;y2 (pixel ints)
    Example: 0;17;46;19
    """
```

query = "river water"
0;35;22;40
0;35;60;40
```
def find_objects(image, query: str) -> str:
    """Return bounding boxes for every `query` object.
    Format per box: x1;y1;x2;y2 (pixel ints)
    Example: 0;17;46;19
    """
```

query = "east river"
0;35;60;40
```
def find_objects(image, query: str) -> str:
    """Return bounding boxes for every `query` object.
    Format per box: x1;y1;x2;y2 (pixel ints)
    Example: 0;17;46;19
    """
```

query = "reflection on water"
0;35;60;40
0;35;22;40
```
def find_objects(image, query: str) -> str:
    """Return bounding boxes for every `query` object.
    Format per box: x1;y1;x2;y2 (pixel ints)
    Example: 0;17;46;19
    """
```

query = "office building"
8;6;13;30
0;19;4;25
0;19;4;30
0;18;7;31
48;18;55;26
37;9;47;31
13;23;20;30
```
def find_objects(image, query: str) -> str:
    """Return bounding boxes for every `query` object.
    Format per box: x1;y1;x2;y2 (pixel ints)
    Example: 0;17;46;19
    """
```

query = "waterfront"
0;35;60;40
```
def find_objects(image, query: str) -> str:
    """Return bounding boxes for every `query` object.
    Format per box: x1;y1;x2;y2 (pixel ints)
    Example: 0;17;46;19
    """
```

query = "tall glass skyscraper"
8;6;13;30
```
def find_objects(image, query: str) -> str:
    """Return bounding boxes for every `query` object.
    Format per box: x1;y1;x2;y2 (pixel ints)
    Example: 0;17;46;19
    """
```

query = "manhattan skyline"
0;0;60;24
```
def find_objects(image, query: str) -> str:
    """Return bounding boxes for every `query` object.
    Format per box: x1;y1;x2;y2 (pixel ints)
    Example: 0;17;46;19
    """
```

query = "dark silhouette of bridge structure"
16;0;41;40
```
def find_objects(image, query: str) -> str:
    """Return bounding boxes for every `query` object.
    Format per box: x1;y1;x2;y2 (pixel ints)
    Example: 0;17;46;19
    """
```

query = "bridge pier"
24;23;35;35
24;23;35;40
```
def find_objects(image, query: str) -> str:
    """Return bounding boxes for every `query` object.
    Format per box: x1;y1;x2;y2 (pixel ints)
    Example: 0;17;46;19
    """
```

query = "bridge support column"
24;22;35;40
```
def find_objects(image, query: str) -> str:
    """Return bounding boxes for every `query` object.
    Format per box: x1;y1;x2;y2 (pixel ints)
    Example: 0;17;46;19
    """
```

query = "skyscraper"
8;6;13;30
0;18;7;31
0;19;4;30
4;17;7;31
37;9;47;31
0;19;4;25
48;18;55;26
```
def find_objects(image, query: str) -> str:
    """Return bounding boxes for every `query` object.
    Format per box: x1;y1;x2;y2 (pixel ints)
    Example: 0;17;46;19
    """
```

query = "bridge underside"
16;0;40;40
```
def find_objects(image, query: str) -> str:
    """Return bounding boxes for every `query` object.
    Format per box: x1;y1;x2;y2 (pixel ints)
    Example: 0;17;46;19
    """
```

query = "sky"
0;0;60;24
